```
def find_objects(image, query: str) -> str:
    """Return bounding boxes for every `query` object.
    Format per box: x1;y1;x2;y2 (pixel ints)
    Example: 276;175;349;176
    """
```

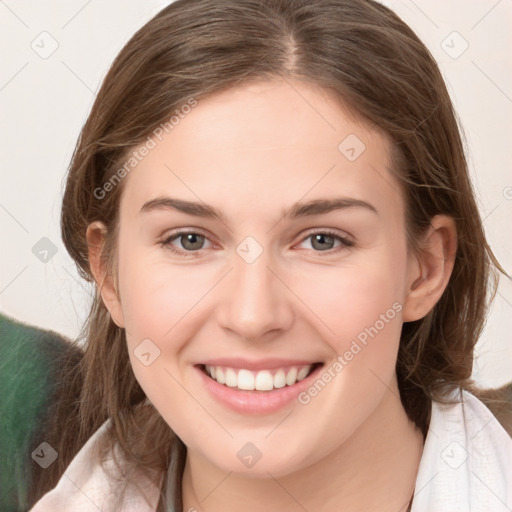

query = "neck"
181;380;425;512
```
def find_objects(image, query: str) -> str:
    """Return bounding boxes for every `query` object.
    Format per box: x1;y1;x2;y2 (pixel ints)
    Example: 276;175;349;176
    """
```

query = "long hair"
30;0;505;510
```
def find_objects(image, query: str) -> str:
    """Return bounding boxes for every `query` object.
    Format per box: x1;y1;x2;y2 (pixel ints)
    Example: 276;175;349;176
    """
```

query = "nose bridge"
217;240;292;339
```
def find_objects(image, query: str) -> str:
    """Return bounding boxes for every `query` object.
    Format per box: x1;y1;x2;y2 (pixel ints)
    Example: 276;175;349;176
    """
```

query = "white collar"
30;390;512;511
29;419;161;511
411;389;512;511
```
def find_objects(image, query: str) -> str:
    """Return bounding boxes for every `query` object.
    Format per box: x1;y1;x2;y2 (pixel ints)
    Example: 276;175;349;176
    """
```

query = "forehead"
119;78;404;225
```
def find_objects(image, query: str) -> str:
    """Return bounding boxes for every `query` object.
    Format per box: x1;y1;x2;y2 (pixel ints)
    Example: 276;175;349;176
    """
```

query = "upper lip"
197;357;322;371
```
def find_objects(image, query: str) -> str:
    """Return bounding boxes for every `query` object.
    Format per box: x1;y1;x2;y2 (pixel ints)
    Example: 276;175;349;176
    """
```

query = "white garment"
29;421;162;512
410;389;512;512
30;389;512;512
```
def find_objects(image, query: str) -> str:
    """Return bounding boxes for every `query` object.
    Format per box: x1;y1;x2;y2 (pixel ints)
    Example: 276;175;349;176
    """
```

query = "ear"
402;215;457;322
86;221;125;328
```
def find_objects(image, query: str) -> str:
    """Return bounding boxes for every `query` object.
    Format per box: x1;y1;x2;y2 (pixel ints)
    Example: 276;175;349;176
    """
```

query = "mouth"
197;362;324;393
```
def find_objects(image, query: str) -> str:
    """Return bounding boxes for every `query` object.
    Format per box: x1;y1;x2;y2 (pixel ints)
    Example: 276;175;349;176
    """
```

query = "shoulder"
28;420;161;512
411;388;512;512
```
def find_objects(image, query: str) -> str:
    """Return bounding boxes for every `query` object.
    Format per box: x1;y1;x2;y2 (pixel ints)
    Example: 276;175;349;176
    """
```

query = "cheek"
294;252;406;341
118;246;211;341
118;254;211;412
289;247;408;408
287;254;406;451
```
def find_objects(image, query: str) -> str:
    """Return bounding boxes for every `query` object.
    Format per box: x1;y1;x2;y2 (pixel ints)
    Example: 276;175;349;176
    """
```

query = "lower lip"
195;364;324;415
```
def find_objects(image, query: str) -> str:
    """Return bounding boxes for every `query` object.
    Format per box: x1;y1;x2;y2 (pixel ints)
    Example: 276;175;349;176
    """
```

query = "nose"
216;246;294;342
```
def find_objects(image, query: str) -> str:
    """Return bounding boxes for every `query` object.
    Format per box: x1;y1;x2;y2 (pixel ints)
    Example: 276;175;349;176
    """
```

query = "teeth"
297;367;310;381
215;367;225;384
255;370;273;391
225;368;237;387
286;367;298;386
204;364;315;391
273;369;286;388
238;369;255;390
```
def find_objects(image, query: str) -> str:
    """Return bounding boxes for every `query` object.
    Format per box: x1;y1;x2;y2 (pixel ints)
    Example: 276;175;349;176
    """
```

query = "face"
100;78;421;477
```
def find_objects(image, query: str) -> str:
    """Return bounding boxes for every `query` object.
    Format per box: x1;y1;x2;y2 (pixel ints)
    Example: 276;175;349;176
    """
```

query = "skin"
87;78;457;511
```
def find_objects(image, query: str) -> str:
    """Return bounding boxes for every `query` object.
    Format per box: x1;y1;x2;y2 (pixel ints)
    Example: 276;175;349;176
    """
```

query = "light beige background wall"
0;0;510;387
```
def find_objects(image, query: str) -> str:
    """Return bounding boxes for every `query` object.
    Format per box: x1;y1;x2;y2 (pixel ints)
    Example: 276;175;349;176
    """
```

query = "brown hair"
31;0;506;510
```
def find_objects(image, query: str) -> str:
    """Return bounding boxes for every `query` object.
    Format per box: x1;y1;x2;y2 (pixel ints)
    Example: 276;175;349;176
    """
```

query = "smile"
202;363;320;391
196;362;325;415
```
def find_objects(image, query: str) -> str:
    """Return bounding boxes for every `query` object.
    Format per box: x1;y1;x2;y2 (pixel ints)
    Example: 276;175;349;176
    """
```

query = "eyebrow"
140;196;378;221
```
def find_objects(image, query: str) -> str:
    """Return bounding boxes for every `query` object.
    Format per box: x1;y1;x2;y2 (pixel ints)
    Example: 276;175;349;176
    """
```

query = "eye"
160;230;214;256
296;230;354;255
160;228;354;257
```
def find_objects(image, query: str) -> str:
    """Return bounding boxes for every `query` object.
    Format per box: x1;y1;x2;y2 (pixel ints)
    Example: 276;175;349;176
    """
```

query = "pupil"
313;234;334;251
183;233;203;250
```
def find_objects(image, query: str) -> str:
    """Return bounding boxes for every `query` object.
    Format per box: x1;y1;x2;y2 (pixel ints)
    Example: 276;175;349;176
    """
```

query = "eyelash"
159;229;354;257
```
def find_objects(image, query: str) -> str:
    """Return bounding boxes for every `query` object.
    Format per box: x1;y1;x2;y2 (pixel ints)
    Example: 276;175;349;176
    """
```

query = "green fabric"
0;314;70;512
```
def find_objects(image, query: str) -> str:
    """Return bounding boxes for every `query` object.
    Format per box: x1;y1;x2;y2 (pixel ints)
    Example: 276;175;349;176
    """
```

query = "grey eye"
309;233;337;251
175;233;206;251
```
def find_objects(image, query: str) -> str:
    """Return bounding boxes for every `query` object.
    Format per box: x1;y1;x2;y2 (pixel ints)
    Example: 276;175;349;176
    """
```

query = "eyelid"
160;227;354;257
160;227;215;249
297;227;354;245
294;228;354;255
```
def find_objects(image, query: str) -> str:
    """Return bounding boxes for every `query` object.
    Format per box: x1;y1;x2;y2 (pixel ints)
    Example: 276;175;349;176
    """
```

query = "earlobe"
402;215;457;322
86;221;125;328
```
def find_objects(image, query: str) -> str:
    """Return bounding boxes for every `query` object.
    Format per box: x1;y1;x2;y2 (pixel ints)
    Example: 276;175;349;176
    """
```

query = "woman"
29;0;512;510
